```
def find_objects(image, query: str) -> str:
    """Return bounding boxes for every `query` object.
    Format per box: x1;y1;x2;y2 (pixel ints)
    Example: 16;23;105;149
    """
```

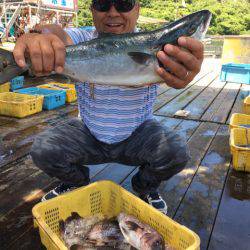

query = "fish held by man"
0;10;212;86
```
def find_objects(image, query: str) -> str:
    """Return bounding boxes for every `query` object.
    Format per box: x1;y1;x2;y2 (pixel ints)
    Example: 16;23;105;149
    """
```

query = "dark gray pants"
30;118;189;195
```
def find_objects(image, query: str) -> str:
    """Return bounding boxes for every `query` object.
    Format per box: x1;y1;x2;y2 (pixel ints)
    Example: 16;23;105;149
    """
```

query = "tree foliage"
76;0;250;35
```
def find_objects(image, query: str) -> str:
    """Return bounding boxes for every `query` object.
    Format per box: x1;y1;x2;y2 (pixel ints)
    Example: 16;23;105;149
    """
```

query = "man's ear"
135;2;140;20
90;5;93;13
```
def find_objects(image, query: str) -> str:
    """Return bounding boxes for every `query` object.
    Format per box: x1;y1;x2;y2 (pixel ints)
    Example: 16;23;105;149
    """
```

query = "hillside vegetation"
77;0;250;35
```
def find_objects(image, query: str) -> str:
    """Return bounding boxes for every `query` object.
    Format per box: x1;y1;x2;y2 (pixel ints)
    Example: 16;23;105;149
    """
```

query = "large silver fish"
0;10;211;86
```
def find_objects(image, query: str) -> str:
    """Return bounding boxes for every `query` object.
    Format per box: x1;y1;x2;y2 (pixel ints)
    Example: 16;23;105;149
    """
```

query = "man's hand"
156;36;204;89
13;33;66;76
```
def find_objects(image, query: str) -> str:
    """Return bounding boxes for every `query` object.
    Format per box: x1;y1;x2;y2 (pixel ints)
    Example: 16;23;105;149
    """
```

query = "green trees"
76;0;250;35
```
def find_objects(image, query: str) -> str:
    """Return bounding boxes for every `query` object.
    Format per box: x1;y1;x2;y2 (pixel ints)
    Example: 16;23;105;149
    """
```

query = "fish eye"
188;24;197;35
152;239;164;250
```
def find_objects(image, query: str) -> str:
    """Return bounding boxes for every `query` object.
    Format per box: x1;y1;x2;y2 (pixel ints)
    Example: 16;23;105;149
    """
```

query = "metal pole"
29;5;31;26
75;12;78;27
4;0;7;27
4;0;8;39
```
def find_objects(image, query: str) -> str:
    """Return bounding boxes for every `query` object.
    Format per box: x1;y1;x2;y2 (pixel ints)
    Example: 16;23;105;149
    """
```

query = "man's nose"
107;5;120;17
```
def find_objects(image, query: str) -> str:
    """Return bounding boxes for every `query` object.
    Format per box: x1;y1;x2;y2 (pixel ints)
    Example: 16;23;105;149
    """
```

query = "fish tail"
0;48;26;84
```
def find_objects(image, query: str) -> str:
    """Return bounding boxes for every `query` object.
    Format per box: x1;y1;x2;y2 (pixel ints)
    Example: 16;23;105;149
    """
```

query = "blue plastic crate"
79;26;95;31
220;63;250;84
15;87;66;110
10;76;24;90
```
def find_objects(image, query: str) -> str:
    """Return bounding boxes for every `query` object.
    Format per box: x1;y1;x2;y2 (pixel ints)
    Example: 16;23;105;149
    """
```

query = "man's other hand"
13;33;66;76
156;36;204;89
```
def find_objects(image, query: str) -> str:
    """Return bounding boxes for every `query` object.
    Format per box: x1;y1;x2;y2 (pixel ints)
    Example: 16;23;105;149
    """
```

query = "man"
13;0;204;215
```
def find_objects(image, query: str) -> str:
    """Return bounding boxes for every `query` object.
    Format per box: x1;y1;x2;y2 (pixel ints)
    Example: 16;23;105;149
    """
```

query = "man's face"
91;2;140;34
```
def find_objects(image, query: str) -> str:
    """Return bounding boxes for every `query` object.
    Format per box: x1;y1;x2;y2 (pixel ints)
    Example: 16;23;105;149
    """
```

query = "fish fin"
127;52;154;65
64;212;82;224
71;212;82;219
0;48;27;84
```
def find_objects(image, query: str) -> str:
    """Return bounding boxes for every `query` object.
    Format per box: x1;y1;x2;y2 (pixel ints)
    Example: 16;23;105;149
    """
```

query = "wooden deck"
1;58;250;250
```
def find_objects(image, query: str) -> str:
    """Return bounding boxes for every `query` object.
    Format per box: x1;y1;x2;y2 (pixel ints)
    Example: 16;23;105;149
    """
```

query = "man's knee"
149;140;190;179
30;133;60;170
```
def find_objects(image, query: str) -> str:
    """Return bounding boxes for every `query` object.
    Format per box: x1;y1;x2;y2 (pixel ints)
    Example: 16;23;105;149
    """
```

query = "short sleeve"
64;28;96;44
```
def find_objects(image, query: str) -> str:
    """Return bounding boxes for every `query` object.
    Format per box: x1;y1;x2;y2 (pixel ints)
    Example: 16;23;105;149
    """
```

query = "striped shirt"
65;27;158;144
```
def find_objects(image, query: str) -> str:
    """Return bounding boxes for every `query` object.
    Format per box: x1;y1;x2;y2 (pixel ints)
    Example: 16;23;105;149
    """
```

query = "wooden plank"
155;72;218;117
201;82;241;124
0;116;14;126
159;122;220;218
173;125;231;250
208;168;250;250
174;119;201;140
0;180;59;249
0;163;109;248
0;169;54;215
0;104;78;135
186;77;226;120
0;108;78;168
0;157;38;193
92;163;136;183
154;116;183;129
226;84;250;124
0;152;108;194
0;159;109;215
8;227;45;250
121;168;139;194
154;71;211;112
157;84;170;95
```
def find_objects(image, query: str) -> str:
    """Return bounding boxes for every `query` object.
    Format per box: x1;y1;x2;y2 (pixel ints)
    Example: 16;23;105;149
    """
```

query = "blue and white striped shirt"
65;28;158;144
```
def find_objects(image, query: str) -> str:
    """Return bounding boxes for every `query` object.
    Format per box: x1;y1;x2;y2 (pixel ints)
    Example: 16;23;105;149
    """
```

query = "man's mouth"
106;23;123;28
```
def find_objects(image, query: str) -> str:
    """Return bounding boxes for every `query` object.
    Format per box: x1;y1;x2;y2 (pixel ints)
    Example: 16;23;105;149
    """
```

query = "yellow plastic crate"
230;128;250;172
32;181;200;250
38;83;77;103
243;96;250;115
0;92;44;118
229;113;250;131
0;82;10;93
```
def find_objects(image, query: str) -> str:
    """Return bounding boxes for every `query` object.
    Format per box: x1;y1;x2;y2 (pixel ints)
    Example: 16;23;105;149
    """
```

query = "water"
227;170;250;200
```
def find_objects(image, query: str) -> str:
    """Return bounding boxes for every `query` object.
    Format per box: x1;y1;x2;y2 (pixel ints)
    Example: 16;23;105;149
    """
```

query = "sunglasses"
92;0;136;13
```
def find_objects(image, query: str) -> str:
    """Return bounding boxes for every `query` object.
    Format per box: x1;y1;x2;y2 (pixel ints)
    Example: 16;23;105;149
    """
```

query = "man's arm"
13;24;73;76
156;37;204;89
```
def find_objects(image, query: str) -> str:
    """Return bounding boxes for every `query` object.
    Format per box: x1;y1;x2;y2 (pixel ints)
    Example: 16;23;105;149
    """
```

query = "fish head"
185;10;212;40
117;213;165;249
158;10;212;45
117;213;143;248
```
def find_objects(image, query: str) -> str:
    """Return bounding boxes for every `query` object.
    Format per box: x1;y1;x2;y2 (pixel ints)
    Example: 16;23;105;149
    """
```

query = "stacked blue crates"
220;63;250;84
15;87;66;110
10;76;24;90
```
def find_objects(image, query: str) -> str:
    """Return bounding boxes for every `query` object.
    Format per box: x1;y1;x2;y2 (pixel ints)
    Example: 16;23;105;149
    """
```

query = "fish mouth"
191;10;212;40
201;11;212;34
